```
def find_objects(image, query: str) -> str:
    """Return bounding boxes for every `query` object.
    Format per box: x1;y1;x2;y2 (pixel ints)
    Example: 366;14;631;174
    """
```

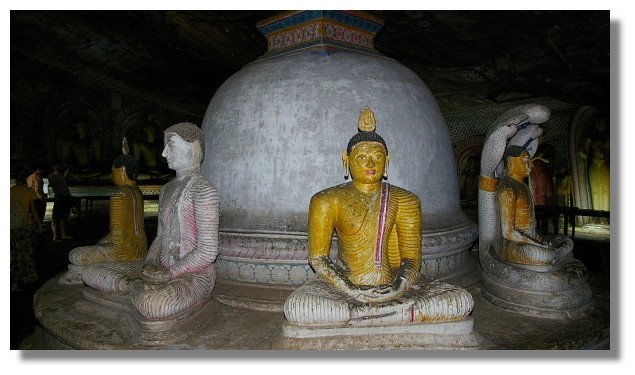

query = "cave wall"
10;62;204;179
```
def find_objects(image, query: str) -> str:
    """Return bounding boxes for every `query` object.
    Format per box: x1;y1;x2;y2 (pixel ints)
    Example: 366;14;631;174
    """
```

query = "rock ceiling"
11;10;610;116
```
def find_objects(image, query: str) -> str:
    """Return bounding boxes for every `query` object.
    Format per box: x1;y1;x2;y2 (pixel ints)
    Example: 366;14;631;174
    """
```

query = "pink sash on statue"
374;183;390;268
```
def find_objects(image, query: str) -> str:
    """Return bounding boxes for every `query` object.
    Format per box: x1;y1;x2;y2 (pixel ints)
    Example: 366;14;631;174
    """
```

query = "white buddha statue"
80;122;220;320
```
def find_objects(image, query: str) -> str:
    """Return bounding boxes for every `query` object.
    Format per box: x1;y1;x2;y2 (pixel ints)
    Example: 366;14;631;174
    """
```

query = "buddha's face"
510;151;532;177
162;132;193;171
145;127;157;143
112;166;128;186
595;118;607;133
75;122;88;139
348;142;388;184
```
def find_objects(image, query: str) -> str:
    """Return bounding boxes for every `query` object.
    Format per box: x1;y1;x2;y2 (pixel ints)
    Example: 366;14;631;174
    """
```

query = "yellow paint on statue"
500;151;534;237
66;164;147;267
497;148;566;265
478;175;498;192
108;166;148;261
283;107;474;327
307;107;421;303
357;106;376;132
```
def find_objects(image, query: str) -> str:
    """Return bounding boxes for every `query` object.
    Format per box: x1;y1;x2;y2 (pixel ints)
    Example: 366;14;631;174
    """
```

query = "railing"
535;205;610;237
47;185;162;215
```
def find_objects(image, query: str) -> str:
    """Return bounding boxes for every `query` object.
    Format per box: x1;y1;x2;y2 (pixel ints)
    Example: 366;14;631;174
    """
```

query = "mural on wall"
56;119;104;177
40;87;112;183
10;76;195;183
569;105;610;222
10;67;39;172
455;135;484;204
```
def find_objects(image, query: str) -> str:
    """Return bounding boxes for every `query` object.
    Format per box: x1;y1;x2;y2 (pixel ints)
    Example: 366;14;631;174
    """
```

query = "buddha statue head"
144;121;159;143
74;120;89;140
342;106;390;183
162;122;205;172
112;138;139;185
503;144;532;179
112;153;139;185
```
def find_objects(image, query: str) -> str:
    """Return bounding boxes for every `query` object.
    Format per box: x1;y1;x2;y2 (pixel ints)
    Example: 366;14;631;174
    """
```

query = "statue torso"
110;184;147;260
158;175;194;267
315;182;421;286
157;173;219;270
500;175;536;236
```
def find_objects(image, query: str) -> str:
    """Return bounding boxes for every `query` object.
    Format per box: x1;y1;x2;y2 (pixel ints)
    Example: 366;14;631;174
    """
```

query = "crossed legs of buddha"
284;275;473;326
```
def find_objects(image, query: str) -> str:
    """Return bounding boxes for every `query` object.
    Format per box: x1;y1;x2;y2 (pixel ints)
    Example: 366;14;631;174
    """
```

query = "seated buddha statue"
283;107;474;328
57;120;104;178
59;146;148;284
80;122;220;320
478;104;590;319
133;121;161;173
498;145;573;268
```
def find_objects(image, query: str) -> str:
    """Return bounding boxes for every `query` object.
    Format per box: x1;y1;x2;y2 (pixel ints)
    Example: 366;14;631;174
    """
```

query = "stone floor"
11;202;612;350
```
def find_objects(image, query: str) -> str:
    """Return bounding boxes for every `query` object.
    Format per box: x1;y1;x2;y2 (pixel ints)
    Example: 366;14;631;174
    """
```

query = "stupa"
201;11;478;309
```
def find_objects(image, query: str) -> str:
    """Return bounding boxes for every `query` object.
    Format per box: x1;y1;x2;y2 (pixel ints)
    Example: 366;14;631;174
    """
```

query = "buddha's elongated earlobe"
383;154;390;180
342;150;349;180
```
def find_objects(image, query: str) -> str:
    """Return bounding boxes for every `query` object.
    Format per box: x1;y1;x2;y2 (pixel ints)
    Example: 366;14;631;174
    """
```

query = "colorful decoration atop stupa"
256;10;384;56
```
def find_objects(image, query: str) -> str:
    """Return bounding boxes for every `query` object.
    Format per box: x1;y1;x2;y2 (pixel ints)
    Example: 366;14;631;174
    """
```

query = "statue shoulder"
388;185;420;206
189;174;220;198
310;183;349;207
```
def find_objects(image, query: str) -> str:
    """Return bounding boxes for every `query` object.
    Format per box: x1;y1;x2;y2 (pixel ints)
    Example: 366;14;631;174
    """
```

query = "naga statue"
75;122;220;342
478;104;591;319
59;139;148;284
277;107;477;349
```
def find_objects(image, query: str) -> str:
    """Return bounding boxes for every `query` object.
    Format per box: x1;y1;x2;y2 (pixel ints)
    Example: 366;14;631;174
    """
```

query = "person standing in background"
47;163;74;242
10;170;42;291
27;163;47;226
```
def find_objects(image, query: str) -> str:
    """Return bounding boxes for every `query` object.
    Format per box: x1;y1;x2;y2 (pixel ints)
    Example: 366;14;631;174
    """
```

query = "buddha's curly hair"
113;154;139;180
165;122;205;159
346;131;388;155
503;145;527;162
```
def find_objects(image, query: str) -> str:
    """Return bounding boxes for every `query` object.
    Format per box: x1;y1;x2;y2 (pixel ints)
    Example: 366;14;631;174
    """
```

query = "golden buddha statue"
499;145;572;266
283;107;473;328
59;146;148;284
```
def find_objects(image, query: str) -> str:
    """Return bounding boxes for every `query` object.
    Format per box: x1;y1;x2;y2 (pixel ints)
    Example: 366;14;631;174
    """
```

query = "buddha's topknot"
346;106;388;154
503;144;527;162
113;154;139;180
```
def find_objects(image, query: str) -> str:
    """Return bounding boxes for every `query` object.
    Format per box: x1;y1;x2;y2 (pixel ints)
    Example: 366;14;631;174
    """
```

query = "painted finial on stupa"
256;11;384;58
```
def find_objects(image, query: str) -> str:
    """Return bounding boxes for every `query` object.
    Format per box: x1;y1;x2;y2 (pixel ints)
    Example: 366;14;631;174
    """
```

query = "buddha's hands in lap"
547;236;569;248
141;263;171;285
519;230;557;250
351;279;408;304
127;278;144;292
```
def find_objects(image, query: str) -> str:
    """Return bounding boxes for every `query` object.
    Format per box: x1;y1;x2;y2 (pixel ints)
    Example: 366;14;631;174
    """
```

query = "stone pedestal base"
28;252;608;350
213;224;478;311
34;276;219;348
79;288;220;345
273;318;482;349
480;247;592;319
